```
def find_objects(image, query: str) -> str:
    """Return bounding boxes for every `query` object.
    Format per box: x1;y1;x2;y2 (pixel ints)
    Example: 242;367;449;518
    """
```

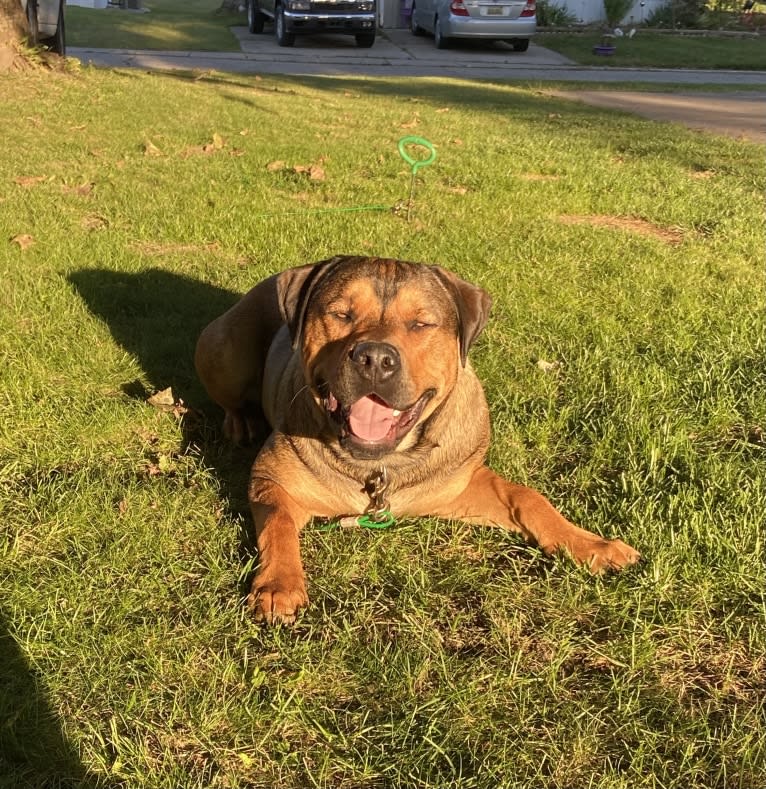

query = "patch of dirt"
558;214;686;245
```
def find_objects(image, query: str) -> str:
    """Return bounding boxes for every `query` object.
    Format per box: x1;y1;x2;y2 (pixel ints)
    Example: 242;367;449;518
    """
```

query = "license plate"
486;5;504;14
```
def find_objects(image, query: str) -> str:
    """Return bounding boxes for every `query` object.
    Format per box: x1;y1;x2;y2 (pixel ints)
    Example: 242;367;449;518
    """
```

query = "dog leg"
247;476;310;624
439;466;640;572
223;404;269;445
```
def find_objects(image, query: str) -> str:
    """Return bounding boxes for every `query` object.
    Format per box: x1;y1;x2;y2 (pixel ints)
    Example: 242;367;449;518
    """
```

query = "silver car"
410;0;536;50
22;0;66;55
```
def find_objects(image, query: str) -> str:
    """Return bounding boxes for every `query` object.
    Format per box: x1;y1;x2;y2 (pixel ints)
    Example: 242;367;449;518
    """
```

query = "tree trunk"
0;0;29;72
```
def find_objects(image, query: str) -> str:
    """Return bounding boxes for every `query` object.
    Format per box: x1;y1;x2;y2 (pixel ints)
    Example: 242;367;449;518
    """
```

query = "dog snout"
349;341;401;382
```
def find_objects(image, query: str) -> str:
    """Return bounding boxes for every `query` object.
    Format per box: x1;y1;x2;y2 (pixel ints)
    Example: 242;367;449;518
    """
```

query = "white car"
22;0;66;55
410;0;536;51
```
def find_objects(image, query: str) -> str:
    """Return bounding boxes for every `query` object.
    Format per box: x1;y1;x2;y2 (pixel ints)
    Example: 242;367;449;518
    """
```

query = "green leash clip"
398;136;437;221
320;510;397;532
357;510;396;530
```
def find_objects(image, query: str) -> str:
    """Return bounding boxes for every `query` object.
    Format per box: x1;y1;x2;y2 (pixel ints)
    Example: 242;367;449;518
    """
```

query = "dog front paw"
247;573;309;625
569;536;641;573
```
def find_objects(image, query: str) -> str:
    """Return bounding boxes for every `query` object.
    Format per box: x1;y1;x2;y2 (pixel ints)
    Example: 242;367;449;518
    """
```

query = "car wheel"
44;1;65;56
247;0;266;34
511;38;530;52
355;32;376;48
25;0;39;46
275;4;295;47
434;15;449;49
410;3;424;36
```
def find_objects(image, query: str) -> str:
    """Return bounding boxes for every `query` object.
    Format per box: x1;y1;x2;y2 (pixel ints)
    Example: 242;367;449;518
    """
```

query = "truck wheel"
26;0;39;46
275;4;295;47
46;1;65;56
247;0;265;34
355;32;376;48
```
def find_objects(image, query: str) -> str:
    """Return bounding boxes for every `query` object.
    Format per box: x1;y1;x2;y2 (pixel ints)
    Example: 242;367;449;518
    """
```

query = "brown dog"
195;255;639;623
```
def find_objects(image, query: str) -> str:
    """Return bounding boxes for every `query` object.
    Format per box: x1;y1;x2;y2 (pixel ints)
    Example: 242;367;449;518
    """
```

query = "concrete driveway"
548;89;766;144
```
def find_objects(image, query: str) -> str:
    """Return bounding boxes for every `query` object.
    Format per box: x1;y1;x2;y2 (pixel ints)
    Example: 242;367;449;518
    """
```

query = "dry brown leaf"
145;462;162;477
266;160;286;172
308;164;325;181
446;185;468;195
147;387;176;411
147;386;190;418
202;132;225;153
82;214;108;231
63;182;95;196
400;116;420;129
293;164;326;181
10;234;34;250
172;403;190;418
14;175;46;188
435;107;450;114
144;140;163;157
536;359;562;373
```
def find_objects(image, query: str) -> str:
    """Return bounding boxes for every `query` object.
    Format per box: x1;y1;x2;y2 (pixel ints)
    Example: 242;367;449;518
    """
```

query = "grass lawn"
66;0;245;51
1;64;764;788
537;31;766;70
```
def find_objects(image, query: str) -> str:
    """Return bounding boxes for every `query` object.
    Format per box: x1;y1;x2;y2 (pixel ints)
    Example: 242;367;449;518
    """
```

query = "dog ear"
432;266;492;366
277;257;343;350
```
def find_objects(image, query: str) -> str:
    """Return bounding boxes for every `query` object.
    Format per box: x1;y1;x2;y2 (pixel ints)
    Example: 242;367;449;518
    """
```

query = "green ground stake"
398;136;437;221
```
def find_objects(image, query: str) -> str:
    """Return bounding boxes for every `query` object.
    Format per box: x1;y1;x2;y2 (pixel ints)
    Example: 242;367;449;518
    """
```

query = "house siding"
558;0;666;24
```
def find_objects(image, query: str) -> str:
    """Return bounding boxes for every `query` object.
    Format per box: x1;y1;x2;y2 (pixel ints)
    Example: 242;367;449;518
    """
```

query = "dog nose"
350;341;401;381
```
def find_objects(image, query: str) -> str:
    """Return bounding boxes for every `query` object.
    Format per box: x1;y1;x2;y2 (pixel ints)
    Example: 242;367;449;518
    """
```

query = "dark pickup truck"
246;0;377;48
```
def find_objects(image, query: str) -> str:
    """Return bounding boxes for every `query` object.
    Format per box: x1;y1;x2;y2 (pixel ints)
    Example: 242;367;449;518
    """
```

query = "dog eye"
410;320;435;331
332;311;352;322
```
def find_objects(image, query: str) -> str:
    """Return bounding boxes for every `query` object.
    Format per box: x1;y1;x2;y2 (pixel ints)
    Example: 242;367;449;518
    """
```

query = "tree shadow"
0;609;107;789
67;267;263;555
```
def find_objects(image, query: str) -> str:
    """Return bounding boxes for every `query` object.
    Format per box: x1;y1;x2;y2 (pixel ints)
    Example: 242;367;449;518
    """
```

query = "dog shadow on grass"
67;268;264;569
0;609;109;788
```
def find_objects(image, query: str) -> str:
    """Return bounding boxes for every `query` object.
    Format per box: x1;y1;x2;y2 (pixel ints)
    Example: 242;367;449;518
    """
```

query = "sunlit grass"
0;66;764;788
66;0;245;51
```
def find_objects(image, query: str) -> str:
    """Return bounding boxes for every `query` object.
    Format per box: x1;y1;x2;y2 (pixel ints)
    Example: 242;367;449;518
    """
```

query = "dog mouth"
322;390;434;451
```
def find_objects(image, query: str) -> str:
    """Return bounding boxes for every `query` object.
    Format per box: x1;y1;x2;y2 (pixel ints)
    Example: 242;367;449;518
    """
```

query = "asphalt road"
69;27;766;144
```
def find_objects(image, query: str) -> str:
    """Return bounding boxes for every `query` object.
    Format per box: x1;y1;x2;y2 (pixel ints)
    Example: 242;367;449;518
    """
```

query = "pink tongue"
348;395;395;442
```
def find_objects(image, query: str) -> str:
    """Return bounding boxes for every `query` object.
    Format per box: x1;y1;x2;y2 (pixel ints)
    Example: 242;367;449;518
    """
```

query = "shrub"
602;0;636;26
645;0;708;27
537;0;580;26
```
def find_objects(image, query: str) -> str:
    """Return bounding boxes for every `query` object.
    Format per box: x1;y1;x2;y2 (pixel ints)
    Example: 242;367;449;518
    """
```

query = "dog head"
278;256;491;459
